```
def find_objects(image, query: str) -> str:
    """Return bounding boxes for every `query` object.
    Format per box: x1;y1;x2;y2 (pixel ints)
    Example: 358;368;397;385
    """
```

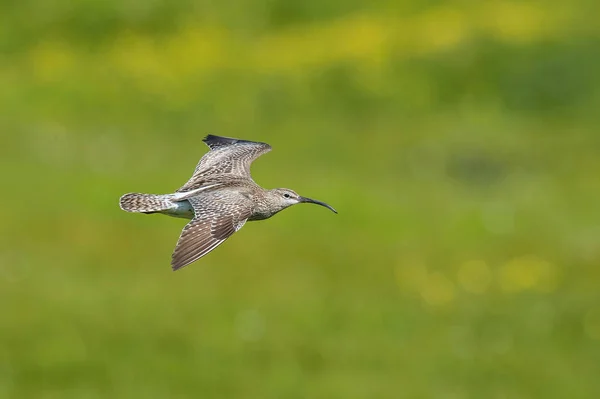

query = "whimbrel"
119;135;337;271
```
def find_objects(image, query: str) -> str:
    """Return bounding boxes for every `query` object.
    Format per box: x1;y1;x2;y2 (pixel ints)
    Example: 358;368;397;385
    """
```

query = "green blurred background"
2;0;600;398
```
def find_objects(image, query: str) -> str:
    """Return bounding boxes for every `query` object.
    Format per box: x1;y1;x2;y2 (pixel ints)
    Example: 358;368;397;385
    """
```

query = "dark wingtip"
203;134;236;145
202;134;269;150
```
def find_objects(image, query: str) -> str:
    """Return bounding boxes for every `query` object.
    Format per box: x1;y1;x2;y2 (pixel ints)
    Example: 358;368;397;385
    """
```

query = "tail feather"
119;193;174;213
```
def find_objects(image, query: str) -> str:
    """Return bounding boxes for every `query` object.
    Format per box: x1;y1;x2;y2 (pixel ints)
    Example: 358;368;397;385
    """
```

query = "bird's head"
268;188;337;214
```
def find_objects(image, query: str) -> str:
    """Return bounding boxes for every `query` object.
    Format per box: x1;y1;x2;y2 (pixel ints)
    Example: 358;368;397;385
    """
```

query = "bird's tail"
119;193;175;214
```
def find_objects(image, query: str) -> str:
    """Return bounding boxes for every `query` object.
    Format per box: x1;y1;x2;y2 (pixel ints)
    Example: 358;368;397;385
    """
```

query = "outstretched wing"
171;191;253;271
177;135;272;193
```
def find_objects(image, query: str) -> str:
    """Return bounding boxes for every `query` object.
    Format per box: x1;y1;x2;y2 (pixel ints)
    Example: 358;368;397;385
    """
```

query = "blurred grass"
2;0;600;398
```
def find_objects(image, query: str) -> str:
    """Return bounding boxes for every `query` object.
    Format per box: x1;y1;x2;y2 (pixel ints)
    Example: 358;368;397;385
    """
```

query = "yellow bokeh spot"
333;15;391;63
396;260;455;307
28;40;75;82
458;260;492;294
420;272;456;307
414;7;467;54
165;26;229;75
584;309;600;340
498;256;559;294
16;1;582;94
478;2;561;42
395;259;429;294
253;14;391;73
109;31;175;96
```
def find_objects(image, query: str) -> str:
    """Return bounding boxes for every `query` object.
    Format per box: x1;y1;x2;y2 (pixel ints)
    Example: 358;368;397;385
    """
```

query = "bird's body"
119;135;336;271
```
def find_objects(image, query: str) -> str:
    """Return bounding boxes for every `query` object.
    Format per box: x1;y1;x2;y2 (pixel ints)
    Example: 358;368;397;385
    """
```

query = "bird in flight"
119;135;337;271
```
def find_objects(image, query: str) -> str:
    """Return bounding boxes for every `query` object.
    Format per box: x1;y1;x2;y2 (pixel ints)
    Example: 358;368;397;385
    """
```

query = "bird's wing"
171;191;253;271
177;135;272;193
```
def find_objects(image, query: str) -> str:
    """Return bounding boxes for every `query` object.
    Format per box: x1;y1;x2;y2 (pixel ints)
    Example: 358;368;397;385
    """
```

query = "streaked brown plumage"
119;135;337;271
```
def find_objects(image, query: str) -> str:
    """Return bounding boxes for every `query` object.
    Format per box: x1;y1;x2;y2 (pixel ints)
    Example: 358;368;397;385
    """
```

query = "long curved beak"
299;196;338;214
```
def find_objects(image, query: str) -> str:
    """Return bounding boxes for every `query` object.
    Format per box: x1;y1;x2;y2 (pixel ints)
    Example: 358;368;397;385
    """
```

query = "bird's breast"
248;205;275;221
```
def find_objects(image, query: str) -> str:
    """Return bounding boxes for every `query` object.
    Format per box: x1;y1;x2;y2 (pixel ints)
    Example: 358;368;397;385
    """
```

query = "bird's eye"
283;193;291;198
